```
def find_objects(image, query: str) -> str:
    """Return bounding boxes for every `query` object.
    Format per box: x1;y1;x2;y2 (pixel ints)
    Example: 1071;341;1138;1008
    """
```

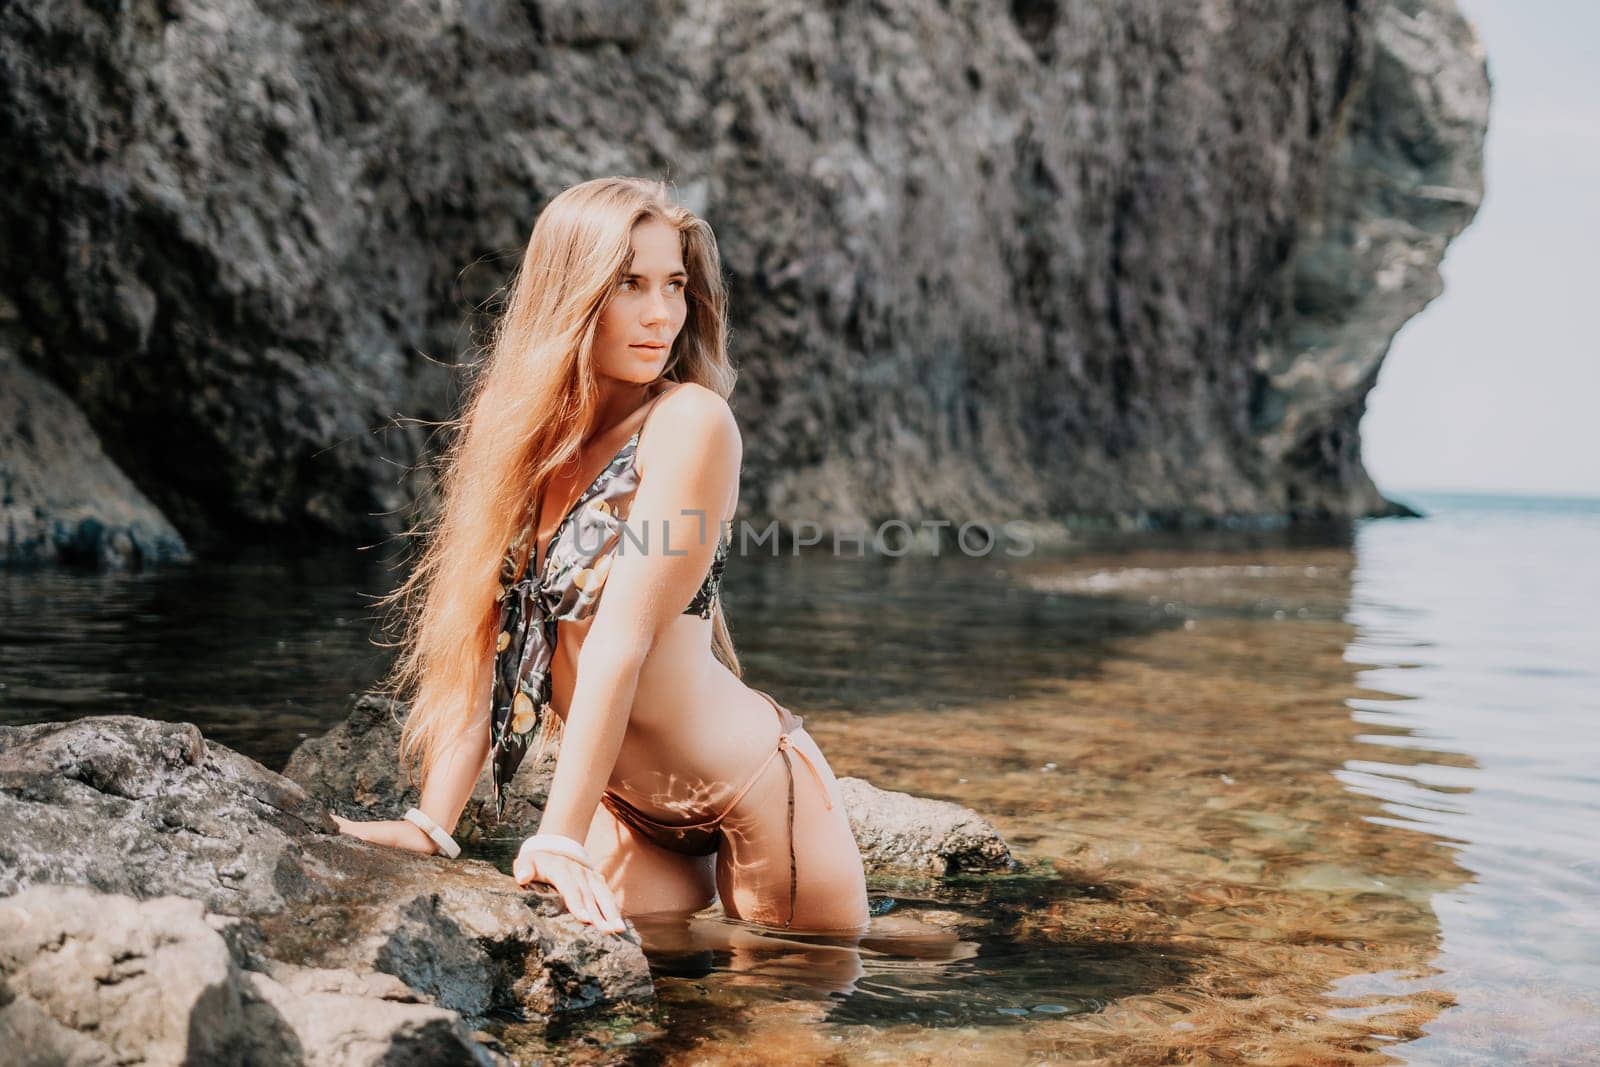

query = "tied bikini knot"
489;570;560;821
776;733;834;812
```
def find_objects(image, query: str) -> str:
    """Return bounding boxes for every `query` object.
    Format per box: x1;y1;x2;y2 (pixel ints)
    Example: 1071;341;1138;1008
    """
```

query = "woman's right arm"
332;661;492;853
414;709;492;837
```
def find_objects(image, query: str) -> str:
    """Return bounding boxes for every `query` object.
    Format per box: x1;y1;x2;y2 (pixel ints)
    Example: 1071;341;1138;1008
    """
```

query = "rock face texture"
0;345;190;567
0;0;1488;560
1254;0;1490;518
0;886;503;1066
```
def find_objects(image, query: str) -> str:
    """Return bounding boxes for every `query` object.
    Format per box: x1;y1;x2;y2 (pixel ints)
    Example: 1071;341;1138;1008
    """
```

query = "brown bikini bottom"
598;687;832;928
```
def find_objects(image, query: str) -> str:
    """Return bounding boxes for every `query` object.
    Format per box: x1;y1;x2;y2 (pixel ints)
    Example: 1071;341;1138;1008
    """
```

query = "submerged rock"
285;693;1015;879
0;715;652;1048
0;885;503;1066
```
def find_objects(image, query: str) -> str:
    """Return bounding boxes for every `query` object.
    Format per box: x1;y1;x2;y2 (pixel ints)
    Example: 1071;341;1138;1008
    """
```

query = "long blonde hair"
372;176;741;790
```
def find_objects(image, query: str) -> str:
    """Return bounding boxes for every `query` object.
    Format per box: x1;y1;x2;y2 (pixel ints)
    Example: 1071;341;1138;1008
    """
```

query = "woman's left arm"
513;386;742;920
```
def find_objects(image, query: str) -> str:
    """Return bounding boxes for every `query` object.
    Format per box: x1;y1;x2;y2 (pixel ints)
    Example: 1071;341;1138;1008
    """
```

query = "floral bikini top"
486;398;731;819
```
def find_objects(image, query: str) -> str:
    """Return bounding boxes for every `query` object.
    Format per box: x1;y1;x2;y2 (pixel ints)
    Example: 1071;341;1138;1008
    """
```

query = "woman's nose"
642;293;671;325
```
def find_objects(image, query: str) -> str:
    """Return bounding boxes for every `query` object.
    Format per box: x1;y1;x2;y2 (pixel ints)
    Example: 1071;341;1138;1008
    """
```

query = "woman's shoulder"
638;382;742;472
648;382;739;441
654;381;731;419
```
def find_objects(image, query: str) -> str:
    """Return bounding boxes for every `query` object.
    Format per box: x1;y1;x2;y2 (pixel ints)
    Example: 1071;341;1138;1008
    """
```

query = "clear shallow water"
3;490;1597;1063
1337;490;1600;1062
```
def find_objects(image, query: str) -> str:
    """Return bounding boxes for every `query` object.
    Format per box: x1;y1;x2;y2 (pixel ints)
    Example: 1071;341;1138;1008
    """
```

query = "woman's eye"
618;279;685;293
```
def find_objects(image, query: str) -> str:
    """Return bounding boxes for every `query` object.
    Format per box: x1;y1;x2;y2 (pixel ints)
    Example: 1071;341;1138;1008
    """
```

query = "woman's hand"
329;813;439;854
513;839;626;934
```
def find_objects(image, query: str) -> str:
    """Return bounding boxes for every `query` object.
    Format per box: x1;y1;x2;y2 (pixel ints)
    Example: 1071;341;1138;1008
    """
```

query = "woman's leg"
585;798;718;918
714;727;869;932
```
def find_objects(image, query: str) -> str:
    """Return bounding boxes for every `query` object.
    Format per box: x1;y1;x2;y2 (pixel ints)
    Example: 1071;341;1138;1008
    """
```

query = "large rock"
837;778;1015;876
285;693;1014;877
1253;0;1491;518
282;693;553;839
0;0;1488;559
0;716;652;1032
0;343;189;567
0;885;504;1066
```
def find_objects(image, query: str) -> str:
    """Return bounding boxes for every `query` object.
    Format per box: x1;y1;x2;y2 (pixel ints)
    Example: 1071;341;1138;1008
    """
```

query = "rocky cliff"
0;0;1489;565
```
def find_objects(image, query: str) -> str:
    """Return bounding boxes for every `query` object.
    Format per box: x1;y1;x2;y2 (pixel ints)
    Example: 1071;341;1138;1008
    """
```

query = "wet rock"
0;885;505;1066
285;696;1016;879
282;693;553;840
0;715;652;1031
837;778;1015;876
0;712;321;916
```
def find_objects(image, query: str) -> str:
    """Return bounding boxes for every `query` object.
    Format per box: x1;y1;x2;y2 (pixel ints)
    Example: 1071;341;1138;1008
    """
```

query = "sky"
1360;0;1600;498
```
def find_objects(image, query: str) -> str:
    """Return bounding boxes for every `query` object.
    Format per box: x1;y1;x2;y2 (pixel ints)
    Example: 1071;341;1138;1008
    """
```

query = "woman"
332;177;869;937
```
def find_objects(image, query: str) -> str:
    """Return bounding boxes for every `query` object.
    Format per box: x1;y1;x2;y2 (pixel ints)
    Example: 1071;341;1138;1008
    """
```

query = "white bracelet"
520;832;595;870
402;807;462;859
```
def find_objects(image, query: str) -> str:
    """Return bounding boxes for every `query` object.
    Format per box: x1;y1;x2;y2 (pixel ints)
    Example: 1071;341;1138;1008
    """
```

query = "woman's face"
592;218;689;385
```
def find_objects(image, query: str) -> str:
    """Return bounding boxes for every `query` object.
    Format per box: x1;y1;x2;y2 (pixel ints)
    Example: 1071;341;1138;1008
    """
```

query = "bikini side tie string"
776;734;832;812
775;732;833;928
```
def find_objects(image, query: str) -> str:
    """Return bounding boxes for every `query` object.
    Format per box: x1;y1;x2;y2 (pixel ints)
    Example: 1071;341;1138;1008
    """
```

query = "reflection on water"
630;906;987;1007
3;491;1597;1063
1337;491;1600;1063
0;545;391;771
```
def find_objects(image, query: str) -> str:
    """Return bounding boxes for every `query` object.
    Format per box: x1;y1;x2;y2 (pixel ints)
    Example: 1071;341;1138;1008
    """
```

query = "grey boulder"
837;777;1015;876
0;885;504;1066
0;715;652;1032
282;693;553;840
